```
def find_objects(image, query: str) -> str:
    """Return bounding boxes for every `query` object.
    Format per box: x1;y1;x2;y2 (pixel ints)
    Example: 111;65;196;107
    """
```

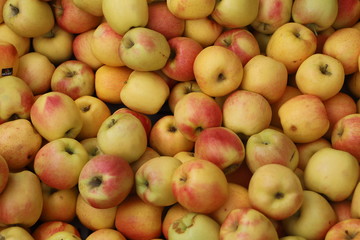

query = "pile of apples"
1;0;360;239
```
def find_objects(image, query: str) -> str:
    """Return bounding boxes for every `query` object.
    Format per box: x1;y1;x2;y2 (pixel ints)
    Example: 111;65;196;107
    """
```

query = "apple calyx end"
88;176;103;189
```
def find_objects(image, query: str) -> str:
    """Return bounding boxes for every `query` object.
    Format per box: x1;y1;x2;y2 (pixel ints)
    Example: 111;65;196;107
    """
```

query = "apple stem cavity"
65;146;74;155
65;71;77;78
319;64;331;76
107;118;117;128
274;191;284;199
122;38;135;49
168;125;177;133
64;128;74;138
217;73;226;82
81;105;91;113
306;23;319;36
89;176;103;189
345;230;359;240
9;4;19;16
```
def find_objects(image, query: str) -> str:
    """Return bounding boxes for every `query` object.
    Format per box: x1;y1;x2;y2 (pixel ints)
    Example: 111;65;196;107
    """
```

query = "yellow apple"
167;0;216;20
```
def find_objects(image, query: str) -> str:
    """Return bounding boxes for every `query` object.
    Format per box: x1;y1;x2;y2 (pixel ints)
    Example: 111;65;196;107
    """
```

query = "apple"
40;183;78;222
32;25;75;65
282;190;338;240
135;156;182;206
2;0;54;38
173;91;223;142
149;115;194;157
45;231;82;240
291;0;338;33
162;203;191;239
51;60;95;100
193;45;244;97
332;0;360;29
296;137;332;170
171;159;229;213
161;36;203;82
120;70;170;115
0;119;42;171
324;219;360;240
0;170;43;228
225;159;253;188
102;0;148;35
222;89;272;138
167;80;202;113
17;52;55;95
331;113;360;162
251;0;293;34
166;0;216;20
351;182;360;218
72;0;103;17
194;126;245;174
130;147;160;174
245;128;299;173
0;22;31;56
219;207;279;240
323;27;360;75
0;0;5;23
214;28;260;66
85;229;127;240
279;237;306;240
183;17;223;47
0;226;35;240
0;40;18;77
211;0;260;28
173;151;197;163
348;71;360;98
168;212;221;240
32;221;81;240
78;154;134;209
278;94;330;143
0;155;8;194
76;194;117;231
119;27;171;71
34;137;89;190
114;194;164;240
316;26;336;53
91;22;124;67
239;54;288;104
266;22;317;74
80;137;103;159
52;0;102;34
0;75;34;124
30;91;83;141
331;200;352;222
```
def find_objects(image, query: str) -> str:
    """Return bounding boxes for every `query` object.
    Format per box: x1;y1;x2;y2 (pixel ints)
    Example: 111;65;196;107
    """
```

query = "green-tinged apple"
0;23;30;56
291;0;338;33
30;91;83;141
162;203;191;239
120;70;170;115
324;218;360;240
32;25;74;65
168;212;220;240
282;190;338;240
0;226;34;240
40;183;78;222
91;22;124;67
168;81;202;113
34;137;89;190
248;164;304;220
136;156;182;206
251;0;293;34
0;40;18;77
0;75;34;124
0;155;8;194
73;0;103;16
2;0;54;38
166;0;216;20
51;60;95;100
193;45;244;97
240;54;288;104
219;207;279;240
149;115;194;157
278;94;330;143
171;159;229;213
72;29;103;70
296;137;331;170
78;154;134;209
76;194;117;231
214;28;260;66
351;182;360;218
194;126;245;174
52;0;102;34
80;138;103;159
210;183;252;224
32;221;81;240
0;170;43;228
211;0;259;28
173;91;223;142
323;27;360;75
183;17;223;47
266;22;317;74
147;1;185;39
115;195;164;240
17;52;55;95
332;0;360;29
222;90;272;138
0;119;42;171
75;95;111;140
45;231;82;240
295;53;345;100
119;27;170;71
331;113;360;161
102;0;148;35
161;36;203;82
97;112;147;163
245;128;299;173
85;229;127;240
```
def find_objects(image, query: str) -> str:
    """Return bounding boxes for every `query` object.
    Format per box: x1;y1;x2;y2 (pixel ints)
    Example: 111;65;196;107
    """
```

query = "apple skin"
162;203;191;239
332;0;360;29
324;218;360;240
166;0;216;20
78;154;134;209
0;40;19;77
331;200;352;222
46;231;82;240
0;155;9;194
194;126;245;174
351;182;360;218
0;22;31;57
85;229;127;240
31;221;81;240
80;137;103;160
171;159;229;214
0;226;35;240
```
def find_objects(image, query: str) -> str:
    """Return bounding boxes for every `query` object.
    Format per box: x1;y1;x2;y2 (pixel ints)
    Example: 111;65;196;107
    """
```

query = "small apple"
0;226;35;240
332;0;360;29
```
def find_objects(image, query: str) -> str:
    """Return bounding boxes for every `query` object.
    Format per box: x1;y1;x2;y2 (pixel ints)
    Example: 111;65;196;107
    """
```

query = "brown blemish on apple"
290;125;297;132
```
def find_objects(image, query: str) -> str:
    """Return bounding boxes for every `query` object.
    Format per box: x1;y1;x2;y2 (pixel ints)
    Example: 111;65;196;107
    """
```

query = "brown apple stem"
306;23;318;36
319;64;331;76
9;4;19;16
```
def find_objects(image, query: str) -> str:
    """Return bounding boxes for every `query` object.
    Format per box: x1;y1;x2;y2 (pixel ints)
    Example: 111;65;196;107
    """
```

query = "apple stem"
9;4;19;16
306;23;318;36
319;64;331;76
